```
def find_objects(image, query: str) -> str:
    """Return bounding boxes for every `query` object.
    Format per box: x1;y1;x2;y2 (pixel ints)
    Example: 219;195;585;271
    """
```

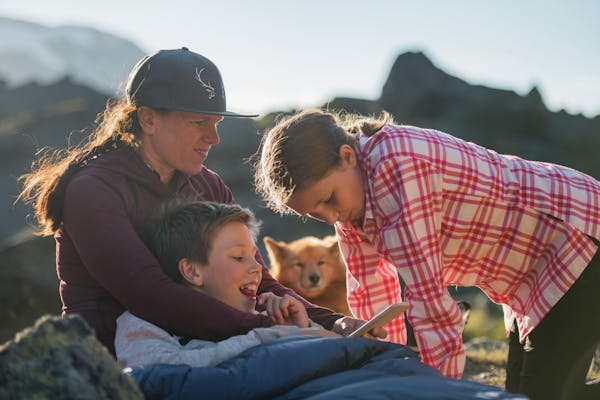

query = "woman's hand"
257;292;309;328
332;316;388;339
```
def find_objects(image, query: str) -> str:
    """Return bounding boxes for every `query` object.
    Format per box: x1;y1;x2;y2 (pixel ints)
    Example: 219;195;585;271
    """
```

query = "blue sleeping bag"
128;336;527;399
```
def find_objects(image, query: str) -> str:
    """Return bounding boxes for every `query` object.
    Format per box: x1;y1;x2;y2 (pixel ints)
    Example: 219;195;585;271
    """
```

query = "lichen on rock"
0;314;142;399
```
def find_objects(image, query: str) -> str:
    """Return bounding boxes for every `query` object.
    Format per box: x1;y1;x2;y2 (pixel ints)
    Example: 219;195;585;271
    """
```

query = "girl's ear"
338;144;357;167
178;258;203;287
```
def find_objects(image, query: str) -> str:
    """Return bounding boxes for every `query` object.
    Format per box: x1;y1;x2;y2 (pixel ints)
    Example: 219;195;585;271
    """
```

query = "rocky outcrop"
0;78;107;240
0;234;59;344
0;314;142;399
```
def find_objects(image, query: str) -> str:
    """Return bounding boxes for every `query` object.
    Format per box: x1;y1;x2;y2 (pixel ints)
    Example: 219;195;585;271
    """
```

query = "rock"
0;314;143;399
464;337;508;353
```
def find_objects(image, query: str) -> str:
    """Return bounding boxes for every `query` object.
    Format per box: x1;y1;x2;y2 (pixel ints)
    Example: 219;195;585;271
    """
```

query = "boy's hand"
257;292;309;328
332;316;388;339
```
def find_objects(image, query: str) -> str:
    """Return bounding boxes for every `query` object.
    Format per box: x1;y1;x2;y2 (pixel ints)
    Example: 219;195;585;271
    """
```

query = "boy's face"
197;221;262;313
286;145;365;225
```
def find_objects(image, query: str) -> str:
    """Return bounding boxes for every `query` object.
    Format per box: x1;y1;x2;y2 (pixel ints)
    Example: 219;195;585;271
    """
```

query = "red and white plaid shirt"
336;125;600;378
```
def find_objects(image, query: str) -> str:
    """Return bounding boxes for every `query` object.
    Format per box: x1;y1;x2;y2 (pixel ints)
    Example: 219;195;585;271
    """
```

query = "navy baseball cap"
126;47;257;118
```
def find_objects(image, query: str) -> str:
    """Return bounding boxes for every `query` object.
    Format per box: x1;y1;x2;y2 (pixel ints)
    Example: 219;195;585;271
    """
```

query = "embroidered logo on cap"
195;67;216;99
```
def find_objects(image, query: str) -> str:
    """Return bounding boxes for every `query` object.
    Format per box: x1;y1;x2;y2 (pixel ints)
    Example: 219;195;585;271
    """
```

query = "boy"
115;200;335;368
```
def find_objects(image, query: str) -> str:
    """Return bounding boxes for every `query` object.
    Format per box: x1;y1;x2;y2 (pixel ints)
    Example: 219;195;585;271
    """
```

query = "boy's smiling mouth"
239;283;258;300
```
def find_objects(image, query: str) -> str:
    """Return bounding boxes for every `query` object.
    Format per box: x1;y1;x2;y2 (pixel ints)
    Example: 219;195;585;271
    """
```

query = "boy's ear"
178;258;203;287
338;144;357;167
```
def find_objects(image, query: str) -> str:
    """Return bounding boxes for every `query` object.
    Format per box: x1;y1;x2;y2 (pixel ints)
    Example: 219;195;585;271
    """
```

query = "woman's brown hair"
17;98;149;235
253;108;393;215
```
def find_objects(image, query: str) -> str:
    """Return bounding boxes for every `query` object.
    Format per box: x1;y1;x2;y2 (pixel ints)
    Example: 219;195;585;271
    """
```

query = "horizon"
0;1;598;117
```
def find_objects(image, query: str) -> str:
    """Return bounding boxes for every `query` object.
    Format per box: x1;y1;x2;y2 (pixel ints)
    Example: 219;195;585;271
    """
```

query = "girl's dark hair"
253;108;393;215
144;200;260;284
16;99;164;236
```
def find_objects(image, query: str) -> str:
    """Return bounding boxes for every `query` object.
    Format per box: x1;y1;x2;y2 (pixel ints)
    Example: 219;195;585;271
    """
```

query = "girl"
253;108;600;400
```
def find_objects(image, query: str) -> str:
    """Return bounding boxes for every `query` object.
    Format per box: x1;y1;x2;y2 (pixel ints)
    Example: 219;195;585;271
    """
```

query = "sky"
1;0;599;117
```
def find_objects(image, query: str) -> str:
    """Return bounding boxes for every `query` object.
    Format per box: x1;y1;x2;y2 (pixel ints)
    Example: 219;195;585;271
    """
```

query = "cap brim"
202;110;259;118
167;105;258;118
133;102;259;118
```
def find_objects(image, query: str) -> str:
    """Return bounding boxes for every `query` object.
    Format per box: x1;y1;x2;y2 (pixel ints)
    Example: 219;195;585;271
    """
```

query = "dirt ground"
462;338;600;390
463;355;506;388
462;338;507;388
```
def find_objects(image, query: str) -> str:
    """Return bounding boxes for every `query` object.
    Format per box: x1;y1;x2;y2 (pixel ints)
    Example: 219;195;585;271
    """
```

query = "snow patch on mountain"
0;17;146;95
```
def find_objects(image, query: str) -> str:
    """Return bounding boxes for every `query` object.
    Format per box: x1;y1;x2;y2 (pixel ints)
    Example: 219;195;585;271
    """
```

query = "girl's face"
286;145;365;225
196;221;262;313
139;109;223;184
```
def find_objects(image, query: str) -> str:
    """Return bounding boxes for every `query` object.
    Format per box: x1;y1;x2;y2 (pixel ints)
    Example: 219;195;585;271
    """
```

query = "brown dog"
263;235;352;316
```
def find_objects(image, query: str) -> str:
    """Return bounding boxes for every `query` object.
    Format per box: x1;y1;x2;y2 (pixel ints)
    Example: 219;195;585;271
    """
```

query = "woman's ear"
137;106;157;134
178;258;203;287
338;144;357;167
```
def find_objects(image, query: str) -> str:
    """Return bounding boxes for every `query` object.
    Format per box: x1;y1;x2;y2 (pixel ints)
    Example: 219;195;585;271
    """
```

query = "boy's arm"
115;311;303;368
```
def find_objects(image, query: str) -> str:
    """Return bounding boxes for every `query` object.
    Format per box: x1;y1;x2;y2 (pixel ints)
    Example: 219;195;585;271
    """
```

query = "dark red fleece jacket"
57;148;342;354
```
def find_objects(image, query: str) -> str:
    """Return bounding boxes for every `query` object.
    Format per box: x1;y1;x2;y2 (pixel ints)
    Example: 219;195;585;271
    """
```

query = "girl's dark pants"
505;239;600;400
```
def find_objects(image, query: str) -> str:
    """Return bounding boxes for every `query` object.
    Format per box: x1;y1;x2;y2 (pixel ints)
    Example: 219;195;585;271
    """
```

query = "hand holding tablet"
348;302;409;338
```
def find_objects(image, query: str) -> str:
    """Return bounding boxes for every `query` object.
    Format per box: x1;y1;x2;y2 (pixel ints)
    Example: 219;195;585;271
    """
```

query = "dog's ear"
323;235;340;253
263;236;288;278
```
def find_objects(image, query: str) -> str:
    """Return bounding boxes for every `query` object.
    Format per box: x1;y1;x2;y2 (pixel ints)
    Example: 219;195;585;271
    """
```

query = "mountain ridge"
0;17;145;95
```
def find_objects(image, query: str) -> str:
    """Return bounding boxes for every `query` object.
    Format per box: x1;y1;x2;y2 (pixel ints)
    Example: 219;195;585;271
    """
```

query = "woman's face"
139;109;223;183
286;145;366;225
196;221;262;313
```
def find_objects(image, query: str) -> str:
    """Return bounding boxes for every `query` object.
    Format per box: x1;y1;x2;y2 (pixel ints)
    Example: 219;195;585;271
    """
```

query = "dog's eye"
317;261;326;266
294;263;304;268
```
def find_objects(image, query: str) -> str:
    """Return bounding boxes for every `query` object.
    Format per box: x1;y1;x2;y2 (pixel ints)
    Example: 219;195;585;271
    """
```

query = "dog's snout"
309;273;320;285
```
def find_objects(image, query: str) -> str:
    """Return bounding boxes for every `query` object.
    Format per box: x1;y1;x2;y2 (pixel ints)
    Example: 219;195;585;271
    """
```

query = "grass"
462;307;506;342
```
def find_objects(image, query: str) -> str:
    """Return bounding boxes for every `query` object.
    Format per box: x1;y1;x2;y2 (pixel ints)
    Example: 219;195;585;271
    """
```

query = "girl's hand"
332;316;388;339
257;292;309;328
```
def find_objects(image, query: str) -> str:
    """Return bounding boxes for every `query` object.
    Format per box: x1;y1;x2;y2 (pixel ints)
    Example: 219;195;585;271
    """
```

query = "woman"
18;48;350;355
